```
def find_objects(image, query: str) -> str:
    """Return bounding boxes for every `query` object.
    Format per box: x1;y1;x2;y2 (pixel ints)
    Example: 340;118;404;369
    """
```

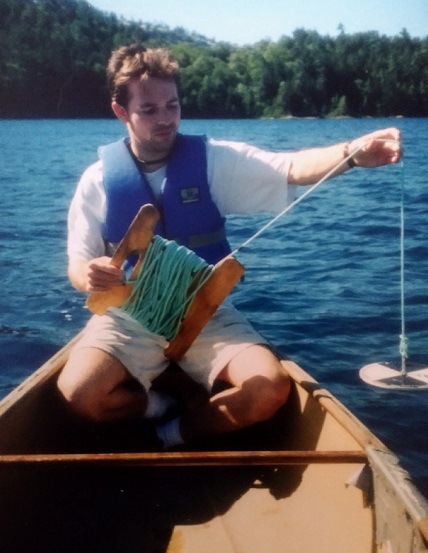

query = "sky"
87;0;427;45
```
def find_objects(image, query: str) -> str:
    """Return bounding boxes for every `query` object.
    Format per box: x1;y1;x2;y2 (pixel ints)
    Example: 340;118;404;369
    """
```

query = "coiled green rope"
122;236;213;341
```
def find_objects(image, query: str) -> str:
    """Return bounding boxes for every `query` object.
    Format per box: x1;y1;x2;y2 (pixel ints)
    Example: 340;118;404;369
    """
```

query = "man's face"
115;77;181;160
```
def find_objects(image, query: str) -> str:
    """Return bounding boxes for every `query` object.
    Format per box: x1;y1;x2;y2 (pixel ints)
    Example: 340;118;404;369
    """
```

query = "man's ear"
112;101;129;123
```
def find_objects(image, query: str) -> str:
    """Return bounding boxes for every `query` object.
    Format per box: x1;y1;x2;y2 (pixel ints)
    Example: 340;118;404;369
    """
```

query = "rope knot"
399;334;409;359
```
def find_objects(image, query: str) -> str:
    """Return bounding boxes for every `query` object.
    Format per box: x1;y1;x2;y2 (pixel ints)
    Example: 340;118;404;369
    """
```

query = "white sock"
156;417;184;448
144;390;176;419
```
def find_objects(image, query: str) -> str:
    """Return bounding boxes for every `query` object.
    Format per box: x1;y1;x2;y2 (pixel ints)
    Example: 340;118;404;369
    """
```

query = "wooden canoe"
0;335;427;553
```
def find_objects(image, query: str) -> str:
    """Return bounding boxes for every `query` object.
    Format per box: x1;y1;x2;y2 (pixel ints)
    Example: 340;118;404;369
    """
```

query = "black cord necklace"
136;154;170;166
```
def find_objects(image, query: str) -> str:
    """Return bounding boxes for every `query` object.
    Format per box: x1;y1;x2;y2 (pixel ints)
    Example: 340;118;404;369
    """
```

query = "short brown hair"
107;44;180;107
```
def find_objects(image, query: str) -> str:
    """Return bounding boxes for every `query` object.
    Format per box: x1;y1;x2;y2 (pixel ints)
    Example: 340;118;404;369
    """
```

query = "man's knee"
57;365;103;421
243;372;291;425
222;345;291;425
56;349;134;422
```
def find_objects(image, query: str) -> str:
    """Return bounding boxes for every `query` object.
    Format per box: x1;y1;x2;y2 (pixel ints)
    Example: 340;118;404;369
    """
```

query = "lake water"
0;117;427;498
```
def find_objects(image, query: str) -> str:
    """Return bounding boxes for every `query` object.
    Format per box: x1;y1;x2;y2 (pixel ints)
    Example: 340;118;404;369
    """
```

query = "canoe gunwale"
281;359;386;451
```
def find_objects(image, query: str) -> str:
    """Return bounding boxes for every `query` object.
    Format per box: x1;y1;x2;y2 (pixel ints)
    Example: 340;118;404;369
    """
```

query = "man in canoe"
58;44;401;448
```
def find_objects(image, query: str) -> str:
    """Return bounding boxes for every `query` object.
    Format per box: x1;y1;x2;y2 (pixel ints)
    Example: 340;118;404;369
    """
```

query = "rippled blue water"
1;117;427;497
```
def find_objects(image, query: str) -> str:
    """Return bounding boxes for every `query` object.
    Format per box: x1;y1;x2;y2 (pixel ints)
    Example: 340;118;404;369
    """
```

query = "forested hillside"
1;0;427;118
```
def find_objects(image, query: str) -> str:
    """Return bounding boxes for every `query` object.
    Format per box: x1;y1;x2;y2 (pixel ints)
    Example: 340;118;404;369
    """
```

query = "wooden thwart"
0;449;367;467
85;204;245;361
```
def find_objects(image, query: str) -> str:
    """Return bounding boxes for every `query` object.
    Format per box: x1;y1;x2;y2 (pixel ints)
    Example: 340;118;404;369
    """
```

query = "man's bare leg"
177;345;291;443
57;344;290;446
57;348;148;422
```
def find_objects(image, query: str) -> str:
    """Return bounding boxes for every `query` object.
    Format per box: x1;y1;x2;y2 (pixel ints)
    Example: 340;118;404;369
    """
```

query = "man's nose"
157;106;173;124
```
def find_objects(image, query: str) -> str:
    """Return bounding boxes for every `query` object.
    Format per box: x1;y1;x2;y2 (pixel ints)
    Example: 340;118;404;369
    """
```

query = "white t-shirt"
67;138;295;262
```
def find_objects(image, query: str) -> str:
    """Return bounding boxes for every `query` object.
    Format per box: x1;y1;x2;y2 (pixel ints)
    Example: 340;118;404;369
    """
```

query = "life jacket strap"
172;228;228;250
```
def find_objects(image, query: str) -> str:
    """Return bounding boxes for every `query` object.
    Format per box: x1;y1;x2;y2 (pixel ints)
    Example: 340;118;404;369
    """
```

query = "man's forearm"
288;142;349;185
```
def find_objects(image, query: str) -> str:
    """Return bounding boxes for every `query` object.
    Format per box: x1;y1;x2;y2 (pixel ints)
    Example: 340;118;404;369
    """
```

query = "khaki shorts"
72;303;267;391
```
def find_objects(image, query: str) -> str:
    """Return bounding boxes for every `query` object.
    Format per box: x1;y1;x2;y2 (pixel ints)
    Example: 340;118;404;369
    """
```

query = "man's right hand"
68;257;125;292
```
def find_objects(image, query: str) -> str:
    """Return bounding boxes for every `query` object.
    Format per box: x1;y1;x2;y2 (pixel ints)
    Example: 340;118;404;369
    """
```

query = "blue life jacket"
99;134;231;265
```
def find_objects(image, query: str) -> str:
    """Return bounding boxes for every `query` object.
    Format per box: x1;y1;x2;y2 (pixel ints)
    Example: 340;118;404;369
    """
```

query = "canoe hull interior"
0;340;426;553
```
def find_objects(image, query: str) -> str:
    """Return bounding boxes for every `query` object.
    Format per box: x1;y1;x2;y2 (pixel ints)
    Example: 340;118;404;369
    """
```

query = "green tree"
1;0;427;118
